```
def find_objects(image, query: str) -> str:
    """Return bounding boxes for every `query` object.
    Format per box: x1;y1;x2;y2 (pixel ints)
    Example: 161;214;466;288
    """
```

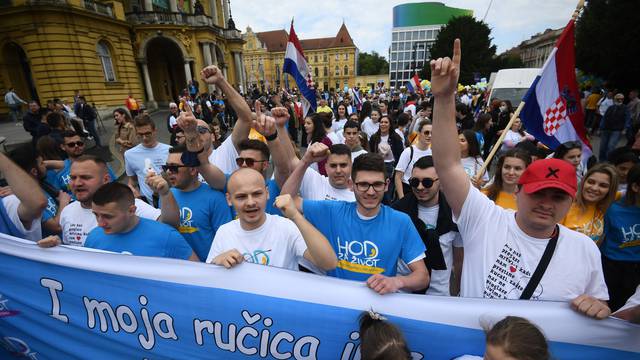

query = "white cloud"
230;0;580;57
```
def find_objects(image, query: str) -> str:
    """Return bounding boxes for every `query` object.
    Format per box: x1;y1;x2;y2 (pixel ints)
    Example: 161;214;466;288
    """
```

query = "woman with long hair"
563;163;618;243
459;129;489;187
473;113;493;157
304;112;332;175
601;164;640;312
332;102;349;132
369;115;404;203
500;118;534;152
482;149;531;210
113;108;137;155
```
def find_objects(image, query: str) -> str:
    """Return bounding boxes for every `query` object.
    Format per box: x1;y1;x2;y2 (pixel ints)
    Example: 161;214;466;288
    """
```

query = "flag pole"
474;101;526;182
474;0;585;183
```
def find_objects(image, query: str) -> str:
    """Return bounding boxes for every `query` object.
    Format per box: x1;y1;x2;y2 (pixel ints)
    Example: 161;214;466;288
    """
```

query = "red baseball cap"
518;158;577;198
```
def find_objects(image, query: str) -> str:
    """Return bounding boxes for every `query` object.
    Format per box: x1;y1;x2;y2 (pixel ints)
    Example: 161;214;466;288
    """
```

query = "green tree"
576;0;640;91
494;53;524;70
420;16;496;84
357;51;389;76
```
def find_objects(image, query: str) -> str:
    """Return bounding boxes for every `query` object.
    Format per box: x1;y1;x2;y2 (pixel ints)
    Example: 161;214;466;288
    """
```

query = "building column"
233;52;243;92
184;61;193;82
143;0;153;11
209;0;218;23
202;43;215;92
141;62;157;109
211;45;218;65
169;0;177;12
239;53;247;93
222;0;229;28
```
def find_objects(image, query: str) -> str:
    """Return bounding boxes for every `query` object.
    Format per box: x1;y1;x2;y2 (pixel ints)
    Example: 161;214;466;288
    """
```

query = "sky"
230;0;580;58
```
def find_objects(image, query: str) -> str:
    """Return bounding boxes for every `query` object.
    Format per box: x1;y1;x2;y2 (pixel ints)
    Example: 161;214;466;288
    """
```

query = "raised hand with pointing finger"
430;38;461;98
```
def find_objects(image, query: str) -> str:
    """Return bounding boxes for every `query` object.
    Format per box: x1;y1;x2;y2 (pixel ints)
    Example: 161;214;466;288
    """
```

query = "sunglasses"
161;164;189;173
422;130;432;135
409;177;439;189
236;157;267;167
65;141;84;148
197;126;211;134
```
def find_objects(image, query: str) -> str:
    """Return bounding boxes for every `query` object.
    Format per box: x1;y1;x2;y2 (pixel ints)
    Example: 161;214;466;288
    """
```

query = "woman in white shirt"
460;130;489;188
501;118;534;152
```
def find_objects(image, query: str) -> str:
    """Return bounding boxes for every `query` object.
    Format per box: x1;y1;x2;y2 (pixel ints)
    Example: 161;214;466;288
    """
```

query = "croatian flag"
520;20;592;159
412;73;424;95
283;20;317;116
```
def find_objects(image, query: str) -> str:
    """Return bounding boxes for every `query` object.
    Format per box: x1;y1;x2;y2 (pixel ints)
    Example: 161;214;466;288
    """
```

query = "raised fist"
303;142;330;164
200;65;225;85
274;194;300;220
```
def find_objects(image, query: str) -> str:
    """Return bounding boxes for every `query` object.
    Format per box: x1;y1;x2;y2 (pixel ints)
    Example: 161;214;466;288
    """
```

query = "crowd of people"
2;38;640;357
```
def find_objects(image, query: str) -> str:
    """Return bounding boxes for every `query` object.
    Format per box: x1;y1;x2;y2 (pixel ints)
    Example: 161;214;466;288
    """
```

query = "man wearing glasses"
394;120;433;199
125;114;171;205
55;131;116;195
301;153;429;295
392;156;462;296
163;145;231;262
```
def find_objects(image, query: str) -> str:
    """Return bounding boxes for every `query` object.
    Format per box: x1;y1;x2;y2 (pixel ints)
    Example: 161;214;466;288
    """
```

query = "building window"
335;54;339;61
315;67;319;78
97;41;116;82
344;53;348;60
324;66;328;76
335;66;340;76
314;55;318;63
344;65;348;76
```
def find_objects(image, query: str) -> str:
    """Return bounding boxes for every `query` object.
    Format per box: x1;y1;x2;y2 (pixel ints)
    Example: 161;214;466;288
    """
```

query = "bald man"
205;168;337;272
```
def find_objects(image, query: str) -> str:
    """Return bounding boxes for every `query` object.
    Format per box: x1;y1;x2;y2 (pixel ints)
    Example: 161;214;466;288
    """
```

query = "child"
359;310;411;360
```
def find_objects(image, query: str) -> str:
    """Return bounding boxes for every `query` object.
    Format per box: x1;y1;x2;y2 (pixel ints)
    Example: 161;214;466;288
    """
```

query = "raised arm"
0;152;46;226
200;66;251;150
280;142;330;205
145;170;179;227
254;102;291;188
177;101;227;191
275;194;337;271
430;39;468;217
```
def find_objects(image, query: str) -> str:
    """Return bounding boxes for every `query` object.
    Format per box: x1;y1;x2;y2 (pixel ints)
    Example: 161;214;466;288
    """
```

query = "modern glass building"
390;2;472;89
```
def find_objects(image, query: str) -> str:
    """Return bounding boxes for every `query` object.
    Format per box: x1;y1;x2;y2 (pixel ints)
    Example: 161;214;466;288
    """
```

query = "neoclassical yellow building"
242;24;358;93
0;0;246;117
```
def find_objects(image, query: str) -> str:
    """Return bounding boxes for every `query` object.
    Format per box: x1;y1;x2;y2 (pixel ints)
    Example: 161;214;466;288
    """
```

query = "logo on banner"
543;96;569;136
336;237;383;274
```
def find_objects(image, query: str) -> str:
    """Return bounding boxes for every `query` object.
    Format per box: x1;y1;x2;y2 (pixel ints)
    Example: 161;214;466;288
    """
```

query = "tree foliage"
422;16;497;84
576;0;640;91
357;51;389;76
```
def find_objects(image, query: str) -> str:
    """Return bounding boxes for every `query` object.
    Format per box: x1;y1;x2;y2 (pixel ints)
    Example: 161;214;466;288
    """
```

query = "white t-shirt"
332;119;347;133
615;285;640;313
351;149;368;161
300;168;355;202
501;130;524;151
205;214;307;271
208;136;239;174
461;157;489;182
124;143;171;203
2;195;42;241
326;131;342;145
395;145;433;183
60;199;161;246
417;204;462;296
395;128;405;144
455;186;609;301
404;103;417;118
379;135;394;162
360;118;379;138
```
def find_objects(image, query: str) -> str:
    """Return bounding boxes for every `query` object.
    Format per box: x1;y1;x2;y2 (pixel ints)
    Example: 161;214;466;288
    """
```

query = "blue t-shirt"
124;143;171;203
41;191;59;237
302;200;426;281
56;159;116;195
84;218;193;260
601;200;640;262
45;170;60;191
171;183;232;261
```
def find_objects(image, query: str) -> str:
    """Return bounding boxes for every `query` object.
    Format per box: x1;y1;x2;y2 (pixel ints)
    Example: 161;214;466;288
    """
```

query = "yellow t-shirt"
561;202;604;244
585;93;602;110
481;189;517;211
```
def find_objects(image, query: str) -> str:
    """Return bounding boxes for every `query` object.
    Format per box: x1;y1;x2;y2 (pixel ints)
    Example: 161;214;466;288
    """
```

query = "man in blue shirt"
165;145;231;261
302;153;429;295
84;182;197;260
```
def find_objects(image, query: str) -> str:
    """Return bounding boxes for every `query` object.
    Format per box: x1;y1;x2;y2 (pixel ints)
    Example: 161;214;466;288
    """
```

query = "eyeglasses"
236;157;267;167
409;177;439;189
65;141;84;148
161;164;189;173
197;126;211;134
354;181;386;192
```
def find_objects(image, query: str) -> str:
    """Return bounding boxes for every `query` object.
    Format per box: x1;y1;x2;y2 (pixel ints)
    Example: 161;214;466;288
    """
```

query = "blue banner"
0;234;639;359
